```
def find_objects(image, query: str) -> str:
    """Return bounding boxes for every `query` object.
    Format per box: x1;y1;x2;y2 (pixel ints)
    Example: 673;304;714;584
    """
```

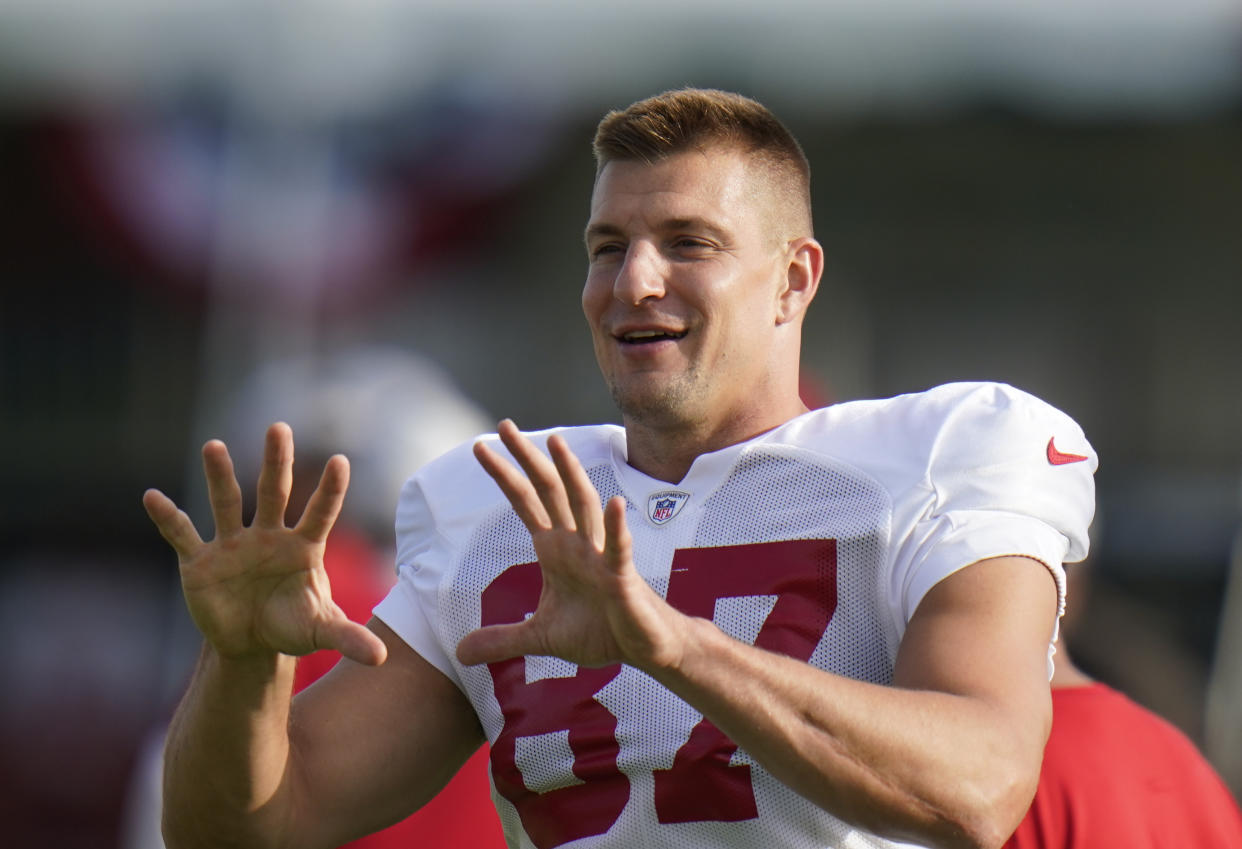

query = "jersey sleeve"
372;450;470;690
892;383;1097;627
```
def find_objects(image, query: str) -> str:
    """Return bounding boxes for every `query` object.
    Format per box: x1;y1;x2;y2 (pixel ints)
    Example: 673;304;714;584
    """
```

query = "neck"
623;397;810;483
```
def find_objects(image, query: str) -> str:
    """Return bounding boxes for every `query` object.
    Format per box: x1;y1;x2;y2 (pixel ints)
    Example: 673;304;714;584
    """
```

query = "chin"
611;379;700;427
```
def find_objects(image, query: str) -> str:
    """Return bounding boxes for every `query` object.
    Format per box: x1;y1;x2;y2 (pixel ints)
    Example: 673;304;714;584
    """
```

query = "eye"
671;236;715;255
589;242;624;260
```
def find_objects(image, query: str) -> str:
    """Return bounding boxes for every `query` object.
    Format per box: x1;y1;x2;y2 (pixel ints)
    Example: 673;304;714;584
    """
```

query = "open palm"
143;422;386;666
456;420;686;673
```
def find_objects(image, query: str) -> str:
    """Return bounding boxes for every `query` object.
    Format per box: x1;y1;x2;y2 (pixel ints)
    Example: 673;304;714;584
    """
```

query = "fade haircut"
592;88;813;236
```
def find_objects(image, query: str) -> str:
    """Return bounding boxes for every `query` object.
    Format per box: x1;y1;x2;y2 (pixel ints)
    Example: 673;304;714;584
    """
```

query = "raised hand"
143;422;387;666
456;419;688;672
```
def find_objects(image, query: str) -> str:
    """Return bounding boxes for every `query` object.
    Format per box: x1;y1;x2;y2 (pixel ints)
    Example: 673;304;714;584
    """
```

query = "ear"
775;237;823;325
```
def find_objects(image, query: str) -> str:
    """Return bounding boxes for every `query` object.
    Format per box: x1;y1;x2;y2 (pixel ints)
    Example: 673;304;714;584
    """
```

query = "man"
144;88;1096;849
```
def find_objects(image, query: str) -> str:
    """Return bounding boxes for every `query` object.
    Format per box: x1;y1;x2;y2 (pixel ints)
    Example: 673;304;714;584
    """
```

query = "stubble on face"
605;359;706;430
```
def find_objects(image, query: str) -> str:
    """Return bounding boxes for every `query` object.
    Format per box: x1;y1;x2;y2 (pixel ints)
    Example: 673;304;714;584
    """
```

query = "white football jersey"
374;382;1096;849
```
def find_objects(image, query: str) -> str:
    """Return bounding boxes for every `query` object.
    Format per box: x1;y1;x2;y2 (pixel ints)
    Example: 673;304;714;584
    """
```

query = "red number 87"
480;539;838;849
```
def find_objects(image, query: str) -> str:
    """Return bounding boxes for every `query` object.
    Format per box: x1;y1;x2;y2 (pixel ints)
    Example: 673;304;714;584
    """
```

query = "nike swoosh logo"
1047;437;1089;466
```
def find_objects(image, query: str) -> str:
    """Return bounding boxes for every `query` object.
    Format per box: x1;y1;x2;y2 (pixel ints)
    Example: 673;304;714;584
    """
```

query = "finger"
315;614;388;666
496;420;575;528
602;496;634;576
142;488;206;559
295;454;350;543
473;438;552;532
548;433;605;547
455;622;538;667
202;439;244;537
254;422;294;529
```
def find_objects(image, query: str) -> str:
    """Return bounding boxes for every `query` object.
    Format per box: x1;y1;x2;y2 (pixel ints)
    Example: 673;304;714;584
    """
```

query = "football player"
146;88;1095;849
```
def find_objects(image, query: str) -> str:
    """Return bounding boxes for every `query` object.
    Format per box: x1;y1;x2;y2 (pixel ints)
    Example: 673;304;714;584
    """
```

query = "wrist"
637;613;713;680
200;642;296;687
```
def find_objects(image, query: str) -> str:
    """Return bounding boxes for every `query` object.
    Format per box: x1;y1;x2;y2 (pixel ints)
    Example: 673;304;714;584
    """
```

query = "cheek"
715;278;774;326
714;290;778;355
581;272;611;322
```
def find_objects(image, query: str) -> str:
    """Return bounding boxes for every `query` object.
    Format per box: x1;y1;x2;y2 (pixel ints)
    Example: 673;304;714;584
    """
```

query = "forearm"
646;617;1043;849
162;644;300;849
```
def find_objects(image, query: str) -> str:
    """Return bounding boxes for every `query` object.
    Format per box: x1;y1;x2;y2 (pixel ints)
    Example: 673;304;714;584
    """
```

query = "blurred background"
1;0;1240;845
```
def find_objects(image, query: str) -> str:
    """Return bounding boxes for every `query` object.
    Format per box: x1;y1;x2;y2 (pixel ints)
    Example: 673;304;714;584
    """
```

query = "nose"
613;242;666;305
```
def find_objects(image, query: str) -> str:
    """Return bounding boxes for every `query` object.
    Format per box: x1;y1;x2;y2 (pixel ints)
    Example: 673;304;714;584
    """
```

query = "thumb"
456;622;533;667
316;616;388;666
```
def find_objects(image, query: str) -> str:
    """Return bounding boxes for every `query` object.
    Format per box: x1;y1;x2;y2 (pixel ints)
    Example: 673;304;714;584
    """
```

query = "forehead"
588;148;761;230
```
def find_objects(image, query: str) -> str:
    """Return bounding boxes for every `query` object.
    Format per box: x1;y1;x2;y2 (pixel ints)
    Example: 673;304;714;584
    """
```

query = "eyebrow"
583;217;729;246
583;222;625;245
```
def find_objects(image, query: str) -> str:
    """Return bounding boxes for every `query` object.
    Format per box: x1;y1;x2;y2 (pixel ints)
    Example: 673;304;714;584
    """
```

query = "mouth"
617;328;688;345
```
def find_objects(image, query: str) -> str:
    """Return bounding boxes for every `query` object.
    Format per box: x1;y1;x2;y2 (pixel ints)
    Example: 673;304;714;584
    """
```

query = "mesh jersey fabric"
374;381;1097;849
1004;683;1242;849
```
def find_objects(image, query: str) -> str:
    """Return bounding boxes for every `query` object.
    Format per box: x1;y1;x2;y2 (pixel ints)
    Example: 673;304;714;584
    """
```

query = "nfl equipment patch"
646;490;690;525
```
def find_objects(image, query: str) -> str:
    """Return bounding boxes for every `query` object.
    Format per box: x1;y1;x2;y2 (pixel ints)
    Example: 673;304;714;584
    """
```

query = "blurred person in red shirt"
123;348;506;849
1005;562;1242;849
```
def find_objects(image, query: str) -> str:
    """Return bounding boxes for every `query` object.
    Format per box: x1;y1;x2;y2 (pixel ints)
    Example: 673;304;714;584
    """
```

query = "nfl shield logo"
646;490;690;525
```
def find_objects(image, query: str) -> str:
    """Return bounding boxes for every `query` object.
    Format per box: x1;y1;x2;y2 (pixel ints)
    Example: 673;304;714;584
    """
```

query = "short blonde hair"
593;88;813;235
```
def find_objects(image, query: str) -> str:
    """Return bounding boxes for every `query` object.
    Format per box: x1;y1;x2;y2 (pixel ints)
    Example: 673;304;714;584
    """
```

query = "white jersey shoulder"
773;381;1095;623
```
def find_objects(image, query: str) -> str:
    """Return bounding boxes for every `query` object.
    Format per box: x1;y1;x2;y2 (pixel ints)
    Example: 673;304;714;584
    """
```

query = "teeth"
622;329;685;341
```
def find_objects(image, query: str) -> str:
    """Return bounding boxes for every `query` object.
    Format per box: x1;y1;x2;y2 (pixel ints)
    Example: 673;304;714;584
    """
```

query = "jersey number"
480;539;838;848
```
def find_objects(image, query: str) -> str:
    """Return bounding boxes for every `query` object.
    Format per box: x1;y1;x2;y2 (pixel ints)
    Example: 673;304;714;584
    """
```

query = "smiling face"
583;145;818;449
